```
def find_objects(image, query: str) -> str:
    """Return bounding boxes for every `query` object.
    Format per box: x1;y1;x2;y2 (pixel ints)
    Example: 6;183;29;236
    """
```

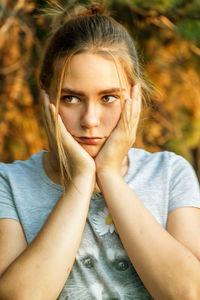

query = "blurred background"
0;0;200;181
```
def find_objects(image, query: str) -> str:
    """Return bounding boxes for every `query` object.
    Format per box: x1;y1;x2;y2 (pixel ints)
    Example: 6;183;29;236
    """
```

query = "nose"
80;102;100;129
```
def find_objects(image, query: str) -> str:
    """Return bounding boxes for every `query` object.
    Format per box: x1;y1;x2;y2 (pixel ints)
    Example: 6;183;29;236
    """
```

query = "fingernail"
41;89;48;99
41;89;46;97
49;103;55;112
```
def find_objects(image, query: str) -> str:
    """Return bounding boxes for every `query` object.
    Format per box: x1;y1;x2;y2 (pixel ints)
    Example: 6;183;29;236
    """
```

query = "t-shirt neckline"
34;149;135;194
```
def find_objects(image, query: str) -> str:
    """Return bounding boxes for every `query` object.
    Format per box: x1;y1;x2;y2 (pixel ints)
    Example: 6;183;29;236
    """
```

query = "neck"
93;156;129;194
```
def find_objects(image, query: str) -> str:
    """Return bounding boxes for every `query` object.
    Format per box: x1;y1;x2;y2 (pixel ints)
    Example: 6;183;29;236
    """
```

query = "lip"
74;136;103;145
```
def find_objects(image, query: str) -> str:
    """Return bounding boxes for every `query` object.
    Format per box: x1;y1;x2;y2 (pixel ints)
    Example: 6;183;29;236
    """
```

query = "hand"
95;84;141;175
42;90;96;179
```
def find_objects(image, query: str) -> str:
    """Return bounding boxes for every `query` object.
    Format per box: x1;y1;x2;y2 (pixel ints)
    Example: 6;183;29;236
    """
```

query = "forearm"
0;173;95;300
97;171;200;300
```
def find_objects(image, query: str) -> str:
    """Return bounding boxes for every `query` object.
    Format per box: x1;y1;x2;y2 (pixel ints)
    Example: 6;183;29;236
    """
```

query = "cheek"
59;107;77;133
102;105;121;132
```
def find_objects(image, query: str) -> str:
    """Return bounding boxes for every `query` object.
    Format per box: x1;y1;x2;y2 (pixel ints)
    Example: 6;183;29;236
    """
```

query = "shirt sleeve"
168;153;200;212
0;164;19;221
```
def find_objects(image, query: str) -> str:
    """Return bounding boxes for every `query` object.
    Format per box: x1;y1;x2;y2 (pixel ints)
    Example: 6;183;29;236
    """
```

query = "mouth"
74;136;103;145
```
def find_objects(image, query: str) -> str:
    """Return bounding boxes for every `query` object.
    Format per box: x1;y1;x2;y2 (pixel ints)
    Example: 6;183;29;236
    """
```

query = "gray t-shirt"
0;148;200;299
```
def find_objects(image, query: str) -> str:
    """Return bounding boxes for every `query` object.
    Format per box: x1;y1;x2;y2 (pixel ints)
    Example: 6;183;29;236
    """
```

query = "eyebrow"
61;87;126;96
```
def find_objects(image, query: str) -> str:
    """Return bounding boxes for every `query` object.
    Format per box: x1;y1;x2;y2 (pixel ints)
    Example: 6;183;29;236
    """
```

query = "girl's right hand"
42;90;96;178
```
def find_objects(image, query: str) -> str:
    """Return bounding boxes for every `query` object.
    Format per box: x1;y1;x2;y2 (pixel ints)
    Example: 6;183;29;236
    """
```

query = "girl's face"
58;52;132;157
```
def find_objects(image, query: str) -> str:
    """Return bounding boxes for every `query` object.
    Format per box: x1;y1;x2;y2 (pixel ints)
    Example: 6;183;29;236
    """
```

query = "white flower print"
92;207;116;236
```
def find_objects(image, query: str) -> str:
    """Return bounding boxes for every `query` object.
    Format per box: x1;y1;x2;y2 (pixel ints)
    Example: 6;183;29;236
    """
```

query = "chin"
81;144;101;158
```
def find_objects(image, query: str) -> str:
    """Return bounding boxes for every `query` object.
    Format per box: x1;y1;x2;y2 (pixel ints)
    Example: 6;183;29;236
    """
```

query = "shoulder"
0;151;45;180
128;148;199;186
127;148;200;212
129;148;194;170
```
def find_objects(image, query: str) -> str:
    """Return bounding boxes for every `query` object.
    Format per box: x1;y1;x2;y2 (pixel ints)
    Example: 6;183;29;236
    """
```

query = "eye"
101;95;118;103
61;95;80;103
81;256;95;269
114;259;130;271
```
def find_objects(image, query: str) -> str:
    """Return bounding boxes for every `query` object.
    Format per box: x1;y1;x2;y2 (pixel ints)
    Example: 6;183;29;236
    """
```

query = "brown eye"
101;95;118;103
61;95;80;103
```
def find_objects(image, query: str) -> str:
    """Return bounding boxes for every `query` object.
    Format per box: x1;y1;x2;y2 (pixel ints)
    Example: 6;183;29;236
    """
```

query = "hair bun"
72;2;107;17
86;2;106;16
41;1;108;33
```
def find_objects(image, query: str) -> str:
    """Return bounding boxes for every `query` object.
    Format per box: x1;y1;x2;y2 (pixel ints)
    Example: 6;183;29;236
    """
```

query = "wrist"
69;171;96;193
96;156;129;179
72;162;96;178
73;169;95;182
96;170;123;195
97;168;122;181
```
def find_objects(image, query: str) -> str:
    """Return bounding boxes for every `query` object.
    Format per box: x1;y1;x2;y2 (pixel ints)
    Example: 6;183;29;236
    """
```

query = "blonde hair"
38;1;149;186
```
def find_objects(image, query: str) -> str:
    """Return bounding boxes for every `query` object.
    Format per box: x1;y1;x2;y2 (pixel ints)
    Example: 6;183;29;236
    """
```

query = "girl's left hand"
95;84;141;175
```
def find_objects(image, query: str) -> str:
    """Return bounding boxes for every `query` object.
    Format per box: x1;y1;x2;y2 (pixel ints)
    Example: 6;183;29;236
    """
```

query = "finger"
41;90;51;129
49;102;56;119
41;90;50;111
122;98;131;127
131;84;141;120
122;92;140;142
122;84;141;125
41;89;49;104
49;103;71;138
52;106;78;148
42;91;53;124
42;94;56;137
131;84;140;101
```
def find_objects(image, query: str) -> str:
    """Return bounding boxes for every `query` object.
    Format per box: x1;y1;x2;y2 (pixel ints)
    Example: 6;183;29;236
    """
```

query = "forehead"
63;52;129;90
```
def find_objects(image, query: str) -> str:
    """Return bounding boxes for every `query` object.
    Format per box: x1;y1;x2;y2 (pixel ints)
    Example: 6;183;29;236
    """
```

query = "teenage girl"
0;2;200;299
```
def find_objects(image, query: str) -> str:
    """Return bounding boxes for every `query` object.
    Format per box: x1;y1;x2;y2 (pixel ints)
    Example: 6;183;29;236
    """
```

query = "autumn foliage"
0;0;200;180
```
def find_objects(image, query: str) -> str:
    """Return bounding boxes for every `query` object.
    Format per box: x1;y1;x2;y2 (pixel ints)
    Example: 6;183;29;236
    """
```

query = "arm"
0;95;96;300
0;173;94;300
97;171;200;300
95;85;200;299
0;219;28;277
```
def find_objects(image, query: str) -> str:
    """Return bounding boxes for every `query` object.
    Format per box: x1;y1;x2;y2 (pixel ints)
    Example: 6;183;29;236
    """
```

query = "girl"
0;2;200;299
